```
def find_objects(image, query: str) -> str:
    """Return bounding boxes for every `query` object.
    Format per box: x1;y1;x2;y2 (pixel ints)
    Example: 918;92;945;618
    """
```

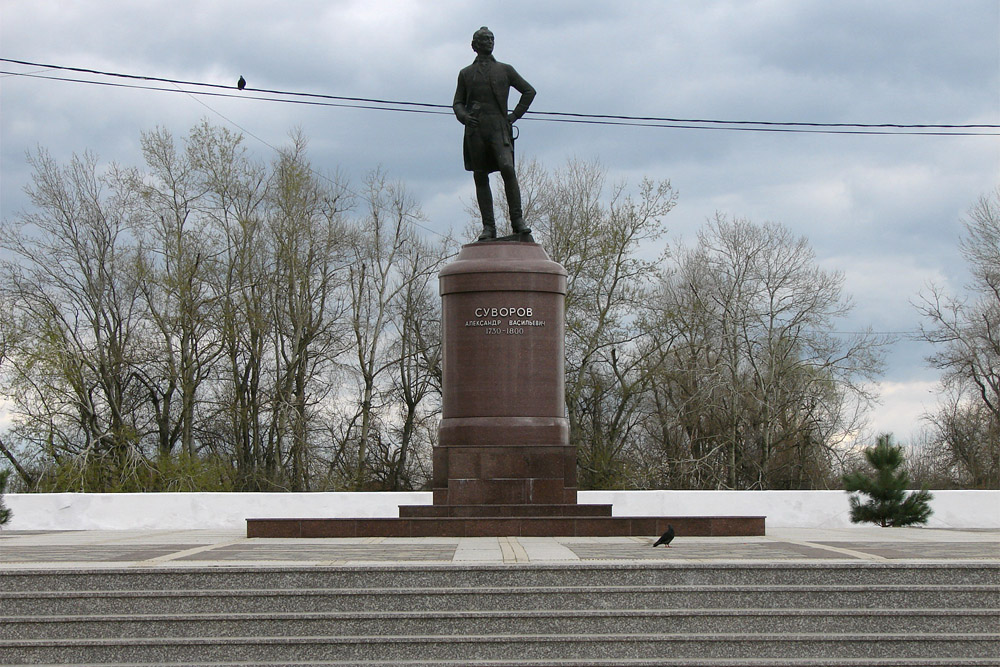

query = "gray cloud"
2;0;997;439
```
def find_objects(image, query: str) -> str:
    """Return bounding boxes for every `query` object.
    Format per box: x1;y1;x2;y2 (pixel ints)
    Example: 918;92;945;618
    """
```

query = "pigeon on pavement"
652;525;675;547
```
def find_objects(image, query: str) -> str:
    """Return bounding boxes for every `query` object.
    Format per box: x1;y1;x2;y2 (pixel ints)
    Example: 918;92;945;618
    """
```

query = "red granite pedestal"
247;242;764;538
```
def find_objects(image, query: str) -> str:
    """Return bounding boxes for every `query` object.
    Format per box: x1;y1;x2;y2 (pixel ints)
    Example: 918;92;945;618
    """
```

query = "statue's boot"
478;223;497;241
475;173;498;241
506;179;531;235
511;217;531;235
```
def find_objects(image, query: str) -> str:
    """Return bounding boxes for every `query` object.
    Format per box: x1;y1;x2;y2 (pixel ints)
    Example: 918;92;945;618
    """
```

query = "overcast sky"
2;0;998;442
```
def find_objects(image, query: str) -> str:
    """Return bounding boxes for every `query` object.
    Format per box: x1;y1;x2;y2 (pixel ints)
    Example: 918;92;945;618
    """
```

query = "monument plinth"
434;241;575;507
247;241;764;537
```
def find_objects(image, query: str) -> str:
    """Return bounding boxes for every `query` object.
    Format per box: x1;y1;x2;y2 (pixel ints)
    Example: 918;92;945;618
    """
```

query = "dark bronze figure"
454;27;536;241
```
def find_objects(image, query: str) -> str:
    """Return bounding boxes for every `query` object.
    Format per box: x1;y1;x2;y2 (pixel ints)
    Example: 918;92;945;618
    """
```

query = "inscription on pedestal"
465;306;546;335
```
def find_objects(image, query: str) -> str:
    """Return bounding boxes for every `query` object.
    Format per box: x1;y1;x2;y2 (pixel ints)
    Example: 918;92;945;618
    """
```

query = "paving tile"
517;537;580;561
0;528;996;567
177;542;458;563
817;541;1000;560
453;537;503;562
562;539;857;561
0;544;206;562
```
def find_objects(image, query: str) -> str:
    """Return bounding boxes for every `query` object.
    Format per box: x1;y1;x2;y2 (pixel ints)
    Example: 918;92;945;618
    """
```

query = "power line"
0;70;452;117
530;109;1000;130
3;57;998;136
4;68;989;138
0;57;452;110
525;115;998;137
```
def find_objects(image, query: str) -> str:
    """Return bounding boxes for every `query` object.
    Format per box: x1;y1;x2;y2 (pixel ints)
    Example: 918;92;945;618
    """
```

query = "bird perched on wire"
652;525;675;547
237;75;246;90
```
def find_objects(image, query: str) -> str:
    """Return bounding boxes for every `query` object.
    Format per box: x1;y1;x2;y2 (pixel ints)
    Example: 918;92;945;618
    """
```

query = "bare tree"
265;131;352;490
128;126;221;460
190;122;274;488
916;188;1000;487
337;170;431;490
0;149;147;489
0;295;35;487
639;251;733;488
922;391;998;487
2;123;449;492
377;235;450;490
524;158;677;488
645;215;887;489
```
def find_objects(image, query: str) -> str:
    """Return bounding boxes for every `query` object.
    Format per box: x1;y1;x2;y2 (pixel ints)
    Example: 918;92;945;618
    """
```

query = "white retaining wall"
4;490;998;531
581;490;1000;530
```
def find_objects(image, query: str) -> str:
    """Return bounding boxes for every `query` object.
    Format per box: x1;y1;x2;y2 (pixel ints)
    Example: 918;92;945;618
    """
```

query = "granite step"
3;563;995;665
1;660;995;667
3;584;995;616
398;503;614;517
2;562;995;591
4;632;998;664
3;608;996;640
245;514;763;538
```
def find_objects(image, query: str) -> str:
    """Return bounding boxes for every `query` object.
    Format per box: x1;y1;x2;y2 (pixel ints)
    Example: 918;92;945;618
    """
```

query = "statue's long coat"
453;55;535;173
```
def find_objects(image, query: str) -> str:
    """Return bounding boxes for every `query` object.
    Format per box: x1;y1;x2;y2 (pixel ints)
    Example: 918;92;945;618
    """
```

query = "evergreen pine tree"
843;434;933;527
0;469;11;526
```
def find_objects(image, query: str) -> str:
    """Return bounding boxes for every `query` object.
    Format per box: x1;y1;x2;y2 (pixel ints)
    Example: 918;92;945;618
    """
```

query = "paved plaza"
1;526;996;568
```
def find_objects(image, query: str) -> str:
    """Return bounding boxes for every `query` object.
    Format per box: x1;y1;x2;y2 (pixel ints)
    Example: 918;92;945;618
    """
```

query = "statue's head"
472;26;494;55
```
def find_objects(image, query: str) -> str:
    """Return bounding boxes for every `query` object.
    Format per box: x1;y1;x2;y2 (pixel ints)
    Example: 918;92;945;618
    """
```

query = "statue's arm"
453;72;469;124
507;66;536;122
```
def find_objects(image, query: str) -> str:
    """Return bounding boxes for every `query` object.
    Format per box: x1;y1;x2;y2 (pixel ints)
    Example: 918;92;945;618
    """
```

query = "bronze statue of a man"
454;26;536;241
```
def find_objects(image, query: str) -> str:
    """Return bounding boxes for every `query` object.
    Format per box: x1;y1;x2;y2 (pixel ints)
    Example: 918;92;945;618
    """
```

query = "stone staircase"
1;563;997;665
